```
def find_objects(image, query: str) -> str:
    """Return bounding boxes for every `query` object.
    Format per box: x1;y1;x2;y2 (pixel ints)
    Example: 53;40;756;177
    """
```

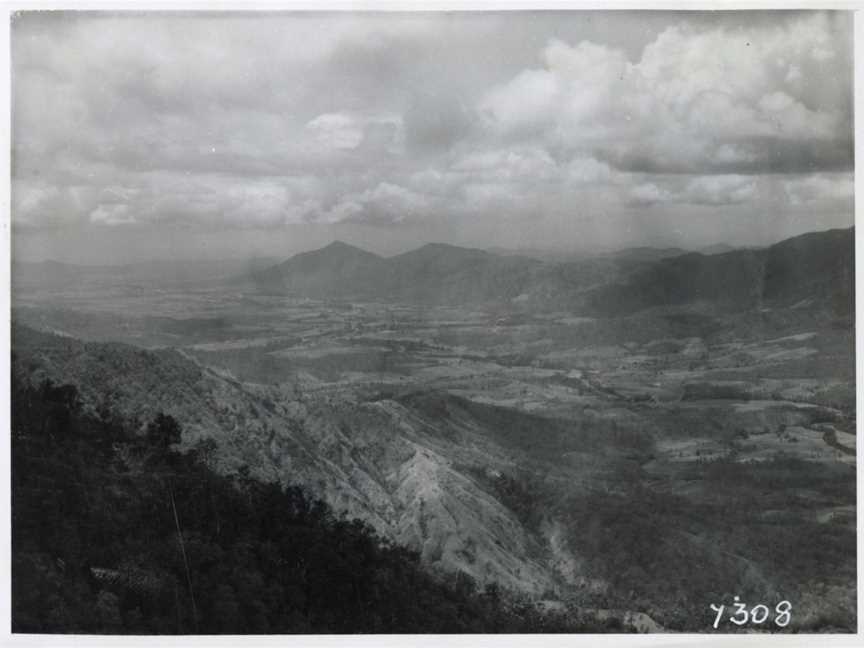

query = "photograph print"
8;8;857;635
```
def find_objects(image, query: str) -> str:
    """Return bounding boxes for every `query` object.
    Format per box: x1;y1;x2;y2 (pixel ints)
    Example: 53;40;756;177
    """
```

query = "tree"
35;379;81;438
190;438;219;468
146;413;182;451
212;584;241;633
94;590;123;632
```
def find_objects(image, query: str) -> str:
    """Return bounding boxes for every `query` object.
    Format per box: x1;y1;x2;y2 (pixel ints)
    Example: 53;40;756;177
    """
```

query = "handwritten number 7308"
710;598;791;629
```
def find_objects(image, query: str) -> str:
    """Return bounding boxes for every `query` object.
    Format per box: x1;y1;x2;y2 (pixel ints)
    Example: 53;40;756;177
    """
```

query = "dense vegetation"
462;454;856;633
12;374;587;634
557;458;857;632
585;228;853;318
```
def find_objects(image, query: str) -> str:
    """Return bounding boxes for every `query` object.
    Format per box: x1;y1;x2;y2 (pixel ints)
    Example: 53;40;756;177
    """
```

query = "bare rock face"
386;440;553;593
251;395;558;594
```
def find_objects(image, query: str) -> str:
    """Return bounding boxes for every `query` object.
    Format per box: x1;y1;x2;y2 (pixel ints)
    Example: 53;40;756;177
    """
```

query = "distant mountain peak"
700;243;737;255
323;240;358;250
398;242;490;260
420;242;483;252
294;240;381;260
417;242;464;250
248;239;386;295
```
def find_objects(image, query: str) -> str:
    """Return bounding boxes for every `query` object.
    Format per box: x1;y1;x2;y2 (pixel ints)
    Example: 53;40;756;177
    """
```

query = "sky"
11;10;854;264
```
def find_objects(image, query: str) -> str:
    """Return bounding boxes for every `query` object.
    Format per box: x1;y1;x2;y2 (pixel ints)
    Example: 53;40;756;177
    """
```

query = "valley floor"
11;280;857;632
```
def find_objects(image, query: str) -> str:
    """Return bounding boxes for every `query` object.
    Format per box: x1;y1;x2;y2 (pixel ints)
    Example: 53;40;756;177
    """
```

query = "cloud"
626;175;757;207
452;146;559;182
320;182;431;225
12;180;98;228
565;157;614;184
683;176;758;206
307;113;366;150
10;10;854;254
305;112;404;154
480;68;560;138
89;203;135;226
404;92;474;155
782;173;853;206
627;182;671;207
480;12;851;175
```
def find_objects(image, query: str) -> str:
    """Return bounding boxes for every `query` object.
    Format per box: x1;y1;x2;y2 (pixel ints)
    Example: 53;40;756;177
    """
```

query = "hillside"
603;246;689;264
243;241;387;297
385;243;542;304
11;372;585;633
583;228;854;317
10;324;565;595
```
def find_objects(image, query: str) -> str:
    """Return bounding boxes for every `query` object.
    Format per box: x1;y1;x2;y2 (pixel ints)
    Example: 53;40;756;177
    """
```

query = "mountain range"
583;227;854;317
237;227;854;317
239;240;542;304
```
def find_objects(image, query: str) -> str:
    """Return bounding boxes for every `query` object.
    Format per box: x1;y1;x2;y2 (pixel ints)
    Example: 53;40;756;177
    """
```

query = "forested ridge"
11;371;596;634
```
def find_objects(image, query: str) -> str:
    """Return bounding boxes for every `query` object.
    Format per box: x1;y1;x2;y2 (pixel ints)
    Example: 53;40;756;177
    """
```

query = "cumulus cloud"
683;176;758;206
565;157;614;185
320;182;431;225
782;173;854;206
480;12;851;175
13;180;97;228
306;113;366;150
627;183;671;207
626;175;758;207
10;10;854;257
90;203;135;226
452;147;559;182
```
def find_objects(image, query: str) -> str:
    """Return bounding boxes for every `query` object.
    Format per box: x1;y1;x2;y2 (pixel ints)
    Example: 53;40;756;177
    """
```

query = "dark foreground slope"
11;373;590;634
